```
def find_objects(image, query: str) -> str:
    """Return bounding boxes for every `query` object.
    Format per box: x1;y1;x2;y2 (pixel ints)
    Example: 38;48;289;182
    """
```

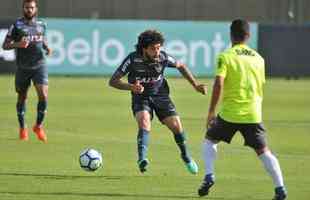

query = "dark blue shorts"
206;115;267;150
15;65;48;93
131;94;178;121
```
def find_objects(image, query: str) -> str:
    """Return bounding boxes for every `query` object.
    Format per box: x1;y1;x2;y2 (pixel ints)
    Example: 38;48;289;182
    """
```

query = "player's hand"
207;112;216;129
46;47;52;56
18;37;29;48
195;84;207;95
131;81;144;94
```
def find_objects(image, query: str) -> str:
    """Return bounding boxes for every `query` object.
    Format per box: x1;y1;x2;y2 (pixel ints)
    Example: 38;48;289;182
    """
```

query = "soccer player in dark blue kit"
2;0;52;142
109;29;207;174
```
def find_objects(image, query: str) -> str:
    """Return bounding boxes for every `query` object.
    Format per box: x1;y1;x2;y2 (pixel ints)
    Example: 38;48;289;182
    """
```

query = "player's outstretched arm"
43;40;52;56
109;71;144;94
109;71;131;90
207;76;224;128
176;63;207;95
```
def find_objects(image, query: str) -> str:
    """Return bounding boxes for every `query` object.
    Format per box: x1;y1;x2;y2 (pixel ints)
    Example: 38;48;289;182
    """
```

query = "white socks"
203;139;285;188
202;139;218;175
259;150;285;188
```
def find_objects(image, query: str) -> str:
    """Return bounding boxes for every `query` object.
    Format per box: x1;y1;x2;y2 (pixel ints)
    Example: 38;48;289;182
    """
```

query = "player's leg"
32;83;48;142
258;148;287;200
135;111;152;173
200;138;217;192
32;66;48;142
15;69;31;140
161;116;189;160
153;94;198;174
199;116;237;197
132;97;152;173
34;84;48;126
240;123;287;200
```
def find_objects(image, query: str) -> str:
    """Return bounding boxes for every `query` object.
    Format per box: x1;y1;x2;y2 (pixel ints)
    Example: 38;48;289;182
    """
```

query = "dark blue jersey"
116;51;178;96
6;17;47;69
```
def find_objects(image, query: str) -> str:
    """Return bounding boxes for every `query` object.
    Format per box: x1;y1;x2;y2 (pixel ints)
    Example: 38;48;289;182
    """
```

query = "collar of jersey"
233;43;248;48
22;17;37;25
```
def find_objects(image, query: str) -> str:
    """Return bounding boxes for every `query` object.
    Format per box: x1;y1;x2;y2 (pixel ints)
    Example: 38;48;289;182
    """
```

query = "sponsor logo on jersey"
136;74;162;84
26;35;44;42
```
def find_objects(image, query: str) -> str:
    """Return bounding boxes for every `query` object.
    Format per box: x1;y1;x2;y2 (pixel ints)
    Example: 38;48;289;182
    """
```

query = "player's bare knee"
138;119;151;130
171;124;183;134
164;119;183;134
17;92;27;102
39;93;48;101
255;146;269;156
162;116;183;134
37;88;48;101
138;123;151;131
35;85;48;100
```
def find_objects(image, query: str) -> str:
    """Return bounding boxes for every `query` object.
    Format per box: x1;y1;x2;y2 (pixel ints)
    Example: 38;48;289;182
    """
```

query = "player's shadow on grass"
0;173;269;200
0;191;218;199
0;191;270;200
0;172;122;180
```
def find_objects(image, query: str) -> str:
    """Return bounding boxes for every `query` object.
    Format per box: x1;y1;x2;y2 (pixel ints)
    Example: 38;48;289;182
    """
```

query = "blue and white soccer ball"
79;148;103;172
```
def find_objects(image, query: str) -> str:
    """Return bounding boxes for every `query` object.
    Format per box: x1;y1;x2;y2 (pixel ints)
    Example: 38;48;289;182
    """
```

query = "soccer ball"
79;148;103;172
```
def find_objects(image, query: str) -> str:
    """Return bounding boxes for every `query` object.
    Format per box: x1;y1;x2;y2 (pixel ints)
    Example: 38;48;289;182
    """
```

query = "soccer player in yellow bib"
198;19;287;200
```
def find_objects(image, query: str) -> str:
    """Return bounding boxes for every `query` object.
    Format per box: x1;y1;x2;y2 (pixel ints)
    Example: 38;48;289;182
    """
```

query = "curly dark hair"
135;29;165;54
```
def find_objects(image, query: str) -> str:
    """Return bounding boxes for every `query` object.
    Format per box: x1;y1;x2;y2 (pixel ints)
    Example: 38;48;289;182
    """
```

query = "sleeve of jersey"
43;21;47;36
6;24;17;40
116;55;131;75
166;54;178;68
216;54;227;77
261;59;266;84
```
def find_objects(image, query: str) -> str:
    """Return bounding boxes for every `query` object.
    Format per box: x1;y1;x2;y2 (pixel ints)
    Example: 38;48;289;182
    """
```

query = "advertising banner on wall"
0;19;257;76
46;19;257;76
0;20;16;73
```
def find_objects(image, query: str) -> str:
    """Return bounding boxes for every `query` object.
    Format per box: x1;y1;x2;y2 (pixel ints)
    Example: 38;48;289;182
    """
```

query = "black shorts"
15;65;48;93
206;115;267;150
132;94;178;121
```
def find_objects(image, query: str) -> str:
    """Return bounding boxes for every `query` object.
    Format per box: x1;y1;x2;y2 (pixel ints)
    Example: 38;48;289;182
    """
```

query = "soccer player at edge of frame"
109;29;207;174
2;0;52;143
197;19;287;200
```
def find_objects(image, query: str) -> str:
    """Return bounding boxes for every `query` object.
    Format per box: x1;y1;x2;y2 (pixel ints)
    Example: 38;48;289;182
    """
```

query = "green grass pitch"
0;75;309;200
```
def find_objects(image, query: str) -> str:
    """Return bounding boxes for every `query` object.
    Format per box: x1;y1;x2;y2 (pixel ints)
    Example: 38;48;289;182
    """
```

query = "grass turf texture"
0;75;309;200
